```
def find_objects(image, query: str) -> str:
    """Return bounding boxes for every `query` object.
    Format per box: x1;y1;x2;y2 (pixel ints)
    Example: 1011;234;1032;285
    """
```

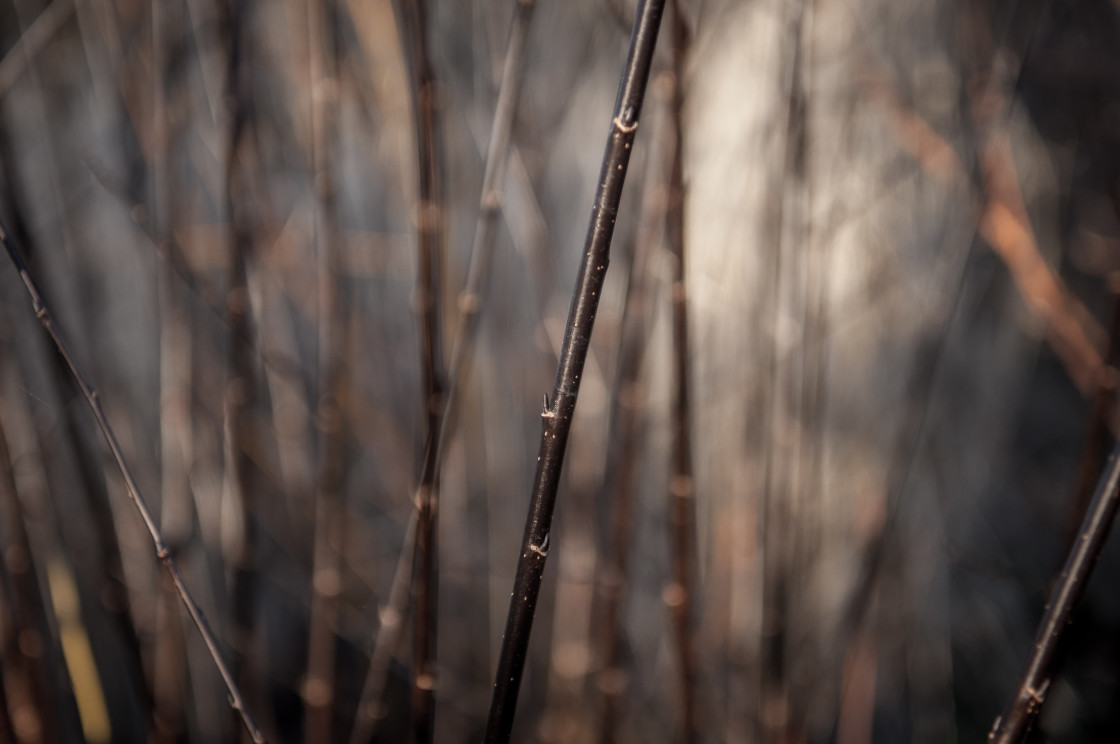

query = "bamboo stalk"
664;3;697;740
0;220;266;744
394;1;448;740
483;2;667;741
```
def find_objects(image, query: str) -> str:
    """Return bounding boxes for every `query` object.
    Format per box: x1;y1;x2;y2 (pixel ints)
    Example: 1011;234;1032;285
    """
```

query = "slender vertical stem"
153;0;192;736
760;2;808;738
989;438;1120;743
396;1;447;741
0;221;266;743
483;2;667;741
304;0;347;741
665;2;697;740
218;2;260;732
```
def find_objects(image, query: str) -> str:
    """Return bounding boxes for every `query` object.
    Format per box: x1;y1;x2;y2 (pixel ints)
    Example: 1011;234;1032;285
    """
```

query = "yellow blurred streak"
47;559;111;743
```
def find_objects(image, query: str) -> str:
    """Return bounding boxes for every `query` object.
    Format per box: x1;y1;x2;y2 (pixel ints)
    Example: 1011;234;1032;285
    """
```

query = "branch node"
529;533;549;557
613;115;638;134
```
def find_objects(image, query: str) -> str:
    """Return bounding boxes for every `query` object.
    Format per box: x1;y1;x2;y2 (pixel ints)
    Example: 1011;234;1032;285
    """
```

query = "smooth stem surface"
988;438;1120;743
483;1;667;741
0;220;266;743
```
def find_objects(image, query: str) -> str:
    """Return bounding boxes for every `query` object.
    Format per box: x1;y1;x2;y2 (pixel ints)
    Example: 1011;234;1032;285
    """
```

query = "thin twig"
988;438;1120;743
0;220;266;743
483;1;667;741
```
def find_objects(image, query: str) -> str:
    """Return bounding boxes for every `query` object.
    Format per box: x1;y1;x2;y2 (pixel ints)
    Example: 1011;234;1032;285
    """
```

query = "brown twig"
0;220;266;743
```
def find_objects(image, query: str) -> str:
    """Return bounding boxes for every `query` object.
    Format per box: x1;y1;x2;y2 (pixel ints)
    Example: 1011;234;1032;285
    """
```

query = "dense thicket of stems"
665;3;697;740
483;2;667;741
0;221;266;743
348;2;536;740
989;440;1120;742
397;0;447;740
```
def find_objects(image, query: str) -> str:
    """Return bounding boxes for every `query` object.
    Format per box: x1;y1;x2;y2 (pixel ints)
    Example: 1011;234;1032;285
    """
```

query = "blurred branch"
0;220;266;744
304;0;348;740
872;61;1106;396
218;0;262;730
0;0;73;98
394;0;448;740
595;98;663;744
665;1;697;741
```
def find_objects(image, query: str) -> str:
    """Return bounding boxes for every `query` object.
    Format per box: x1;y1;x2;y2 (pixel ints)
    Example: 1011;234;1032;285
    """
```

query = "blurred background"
1;0;1120;741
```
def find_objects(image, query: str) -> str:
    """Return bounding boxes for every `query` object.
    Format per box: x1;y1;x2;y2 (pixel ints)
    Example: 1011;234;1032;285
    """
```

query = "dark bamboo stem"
989;438;1120;742
0;220;266;743
665;2;697;740
483;2;667;741
397;1;447;741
